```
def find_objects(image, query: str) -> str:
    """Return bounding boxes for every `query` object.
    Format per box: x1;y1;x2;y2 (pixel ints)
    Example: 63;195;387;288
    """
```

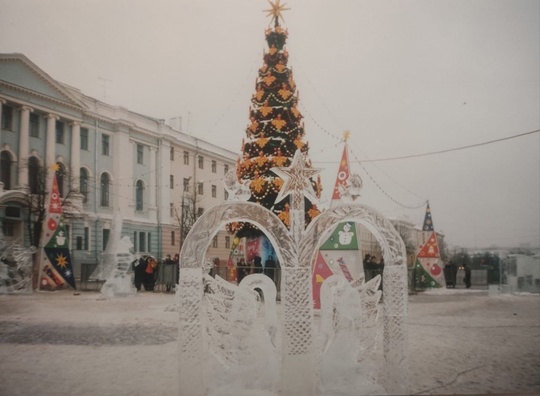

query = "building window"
28;156;40;194
100;173;110;207
1;105;13;131
212;236;218;248
84;227;89;250
198;182;203;195
197;207;204;217
56;162;66;197
137;144;144;164
80;128;88;150
103;228;110;251
198;155;204;169
30;113;40;138
0;151;12;190
76;236;83;250
212;185;217;198
170;203;174;217
139;232;146;252
225;236;231;249
183;151;189;165
170;147;174;161
211;160;217;173
136;180;144;211
171;231;176;246
183;178;190;192
56;121;65;144
224;164;229;175
102;134;110;156
170;175;174;189
80;168;89;203
224;189;229;201
133;231;138;252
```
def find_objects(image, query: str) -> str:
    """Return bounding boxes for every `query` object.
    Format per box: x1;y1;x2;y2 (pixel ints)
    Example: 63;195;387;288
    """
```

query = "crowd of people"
132;253;179;293
131;253;281;293
236;255;279;285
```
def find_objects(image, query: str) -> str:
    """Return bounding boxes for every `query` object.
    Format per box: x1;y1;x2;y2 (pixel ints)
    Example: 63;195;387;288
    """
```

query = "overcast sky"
1;0;539;250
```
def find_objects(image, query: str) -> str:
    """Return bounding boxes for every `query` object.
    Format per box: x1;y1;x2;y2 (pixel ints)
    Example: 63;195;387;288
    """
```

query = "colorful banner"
312;252;333;309
319;222;360;250
414;203;444;288
331;143;350;201
39;173;76;290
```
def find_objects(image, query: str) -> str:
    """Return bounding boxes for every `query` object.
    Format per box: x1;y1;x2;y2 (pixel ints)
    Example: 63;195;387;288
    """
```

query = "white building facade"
0;54;237;278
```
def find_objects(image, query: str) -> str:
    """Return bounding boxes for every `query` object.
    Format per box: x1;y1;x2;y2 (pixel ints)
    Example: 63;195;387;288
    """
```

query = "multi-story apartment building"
0;53;237;278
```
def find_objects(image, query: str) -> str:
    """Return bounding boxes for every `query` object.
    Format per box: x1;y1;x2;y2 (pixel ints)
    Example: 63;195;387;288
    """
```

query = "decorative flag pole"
38;168;76;291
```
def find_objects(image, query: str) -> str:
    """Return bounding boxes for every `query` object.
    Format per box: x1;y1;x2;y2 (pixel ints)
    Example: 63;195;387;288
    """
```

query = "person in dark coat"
363;254;372;280
253;256;263;274
264;255;277;283
236;258;247;284
463;263;472;288
133;255;158;291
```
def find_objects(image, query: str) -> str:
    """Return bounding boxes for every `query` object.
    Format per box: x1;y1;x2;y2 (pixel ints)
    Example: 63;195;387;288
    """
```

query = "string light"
299;103;427;209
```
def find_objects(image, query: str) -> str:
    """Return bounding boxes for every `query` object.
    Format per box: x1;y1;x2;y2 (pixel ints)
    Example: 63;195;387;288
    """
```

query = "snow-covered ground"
0;288;538;396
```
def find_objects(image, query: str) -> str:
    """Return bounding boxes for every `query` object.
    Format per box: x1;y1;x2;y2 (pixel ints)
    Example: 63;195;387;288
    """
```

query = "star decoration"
55;253;68;268
271;117;286;130
51;163;60;172
264;0;290;25
271;150;321;204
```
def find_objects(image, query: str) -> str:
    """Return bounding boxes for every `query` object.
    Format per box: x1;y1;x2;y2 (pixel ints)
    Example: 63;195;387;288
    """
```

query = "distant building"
0;53;237;278
501;254;540;293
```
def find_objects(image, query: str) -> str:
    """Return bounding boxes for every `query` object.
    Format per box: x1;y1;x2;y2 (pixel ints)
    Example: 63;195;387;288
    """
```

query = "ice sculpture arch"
177;200;409;395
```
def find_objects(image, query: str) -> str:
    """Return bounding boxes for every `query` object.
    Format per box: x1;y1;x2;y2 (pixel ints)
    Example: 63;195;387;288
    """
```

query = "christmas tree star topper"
264;0;290;26
271;150;320;204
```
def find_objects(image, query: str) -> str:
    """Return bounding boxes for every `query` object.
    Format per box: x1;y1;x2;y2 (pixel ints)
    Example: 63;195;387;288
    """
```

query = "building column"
70;121;81;191
0;98;6;137
17;106;34;189
149;147;156;208
45;114;59;169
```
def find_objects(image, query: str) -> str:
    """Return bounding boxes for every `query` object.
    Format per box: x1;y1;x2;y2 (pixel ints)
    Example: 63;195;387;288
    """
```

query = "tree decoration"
227;0;322;237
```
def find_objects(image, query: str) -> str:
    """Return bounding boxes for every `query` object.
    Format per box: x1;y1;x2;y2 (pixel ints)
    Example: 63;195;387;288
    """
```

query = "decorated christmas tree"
227;0;323;238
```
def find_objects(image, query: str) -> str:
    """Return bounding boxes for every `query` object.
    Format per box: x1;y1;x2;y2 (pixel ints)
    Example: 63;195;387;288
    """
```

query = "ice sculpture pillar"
271;150;320;395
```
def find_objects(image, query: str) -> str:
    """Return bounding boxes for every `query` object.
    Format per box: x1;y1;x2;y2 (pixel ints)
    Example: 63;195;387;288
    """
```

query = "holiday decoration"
414;202;444;288
39;172;76;290
227;1;322;238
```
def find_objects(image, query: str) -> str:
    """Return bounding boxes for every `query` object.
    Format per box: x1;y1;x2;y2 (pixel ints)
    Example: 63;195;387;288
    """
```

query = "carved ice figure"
319;274;385;395
224;168;252;201
94;210;137;297
0;242;36;294
338;172;363;203
100;236;137;298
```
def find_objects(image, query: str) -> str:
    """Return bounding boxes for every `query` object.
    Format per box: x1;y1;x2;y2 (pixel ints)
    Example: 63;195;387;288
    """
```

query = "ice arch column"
305;203;410;395
176;201;306;396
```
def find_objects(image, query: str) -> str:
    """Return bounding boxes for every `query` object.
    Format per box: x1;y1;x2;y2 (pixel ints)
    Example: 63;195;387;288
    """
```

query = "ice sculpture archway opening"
177;201;409;395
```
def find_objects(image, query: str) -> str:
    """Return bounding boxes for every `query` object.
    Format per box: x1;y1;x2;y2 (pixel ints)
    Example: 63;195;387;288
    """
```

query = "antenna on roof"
98;77;112;102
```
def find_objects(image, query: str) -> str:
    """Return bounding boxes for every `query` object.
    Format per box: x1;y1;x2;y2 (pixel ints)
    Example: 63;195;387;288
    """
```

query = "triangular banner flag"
331;143;350;201
39;173;76;290
312;252;334;309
